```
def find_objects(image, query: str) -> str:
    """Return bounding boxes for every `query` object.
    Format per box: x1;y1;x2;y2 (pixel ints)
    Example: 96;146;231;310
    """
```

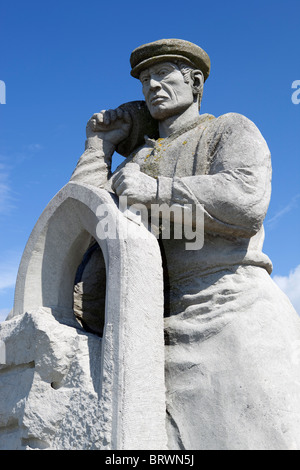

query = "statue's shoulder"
205;112;267;144
208;112;261;133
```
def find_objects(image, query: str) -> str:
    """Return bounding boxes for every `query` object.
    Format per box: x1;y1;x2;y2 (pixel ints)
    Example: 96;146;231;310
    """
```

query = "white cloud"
27;143;42;152
273;265;300;315
266;194;300;229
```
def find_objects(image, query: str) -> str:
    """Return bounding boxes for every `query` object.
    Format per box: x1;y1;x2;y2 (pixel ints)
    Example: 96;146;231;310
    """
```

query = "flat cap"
130;38;211;81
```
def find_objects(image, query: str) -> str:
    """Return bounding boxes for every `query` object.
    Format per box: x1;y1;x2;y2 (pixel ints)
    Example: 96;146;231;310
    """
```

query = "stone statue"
2;39;300;450
69;38;300;450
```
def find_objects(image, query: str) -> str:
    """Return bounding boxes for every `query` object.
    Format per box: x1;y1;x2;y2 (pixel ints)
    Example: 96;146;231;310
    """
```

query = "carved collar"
144;114;213;148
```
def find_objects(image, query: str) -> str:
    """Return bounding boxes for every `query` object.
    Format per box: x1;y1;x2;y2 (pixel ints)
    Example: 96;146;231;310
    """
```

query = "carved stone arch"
10;182;167;450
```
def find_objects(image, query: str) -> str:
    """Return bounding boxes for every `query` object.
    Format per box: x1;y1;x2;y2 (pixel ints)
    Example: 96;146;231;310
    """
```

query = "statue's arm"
157;113;272;237
70;138;115;188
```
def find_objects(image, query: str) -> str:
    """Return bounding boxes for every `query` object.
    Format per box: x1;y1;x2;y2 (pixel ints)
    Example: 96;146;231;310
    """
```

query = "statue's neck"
158;104;200;138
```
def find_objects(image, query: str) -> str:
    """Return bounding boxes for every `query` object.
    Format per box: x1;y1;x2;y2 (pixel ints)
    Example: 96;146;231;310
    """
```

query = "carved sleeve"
70;139;115;188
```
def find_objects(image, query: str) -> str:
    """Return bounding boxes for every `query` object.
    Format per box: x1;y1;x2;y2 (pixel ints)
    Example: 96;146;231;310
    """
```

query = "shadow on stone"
73;240;106;337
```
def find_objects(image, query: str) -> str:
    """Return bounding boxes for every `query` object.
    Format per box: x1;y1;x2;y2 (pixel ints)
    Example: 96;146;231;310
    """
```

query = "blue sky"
0;0;299;321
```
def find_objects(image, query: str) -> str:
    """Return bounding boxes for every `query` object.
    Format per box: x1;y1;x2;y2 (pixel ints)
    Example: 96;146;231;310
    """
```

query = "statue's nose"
149;77;161;90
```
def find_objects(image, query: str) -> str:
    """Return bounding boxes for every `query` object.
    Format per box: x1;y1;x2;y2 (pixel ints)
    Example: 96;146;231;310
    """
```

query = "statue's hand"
86;108;132;147
112;163;157;207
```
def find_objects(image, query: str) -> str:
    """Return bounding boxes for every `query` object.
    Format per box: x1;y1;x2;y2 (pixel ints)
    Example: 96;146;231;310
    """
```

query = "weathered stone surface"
0;308;103;450
2;183;167;450
130;38;211;81
164;265;300;450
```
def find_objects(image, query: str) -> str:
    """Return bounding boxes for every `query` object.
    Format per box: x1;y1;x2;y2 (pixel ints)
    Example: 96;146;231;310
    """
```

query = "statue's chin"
148;106;168;121
148;102;194;122
148;106;177;122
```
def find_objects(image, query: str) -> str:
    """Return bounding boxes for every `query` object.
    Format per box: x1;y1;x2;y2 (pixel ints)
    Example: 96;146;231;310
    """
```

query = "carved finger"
108;109;117;122
91;113;99;120
116;108;123;119
90;118;97;129
95;112;104;124
111;170;126;190
103;111;111;126
113;180;130;197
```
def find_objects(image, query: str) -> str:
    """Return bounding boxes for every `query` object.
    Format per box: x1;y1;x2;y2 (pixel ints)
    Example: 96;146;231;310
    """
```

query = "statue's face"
139;61;194;120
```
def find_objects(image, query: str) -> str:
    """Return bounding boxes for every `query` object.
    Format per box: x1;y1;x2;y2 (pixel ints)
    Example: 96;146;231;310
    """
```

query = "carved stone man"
71;39;300;450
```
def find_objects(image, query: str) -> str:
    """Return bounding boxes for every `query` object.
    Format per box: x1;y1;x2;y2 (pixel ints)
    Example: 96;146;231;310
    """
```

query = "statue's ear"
190;70;204;95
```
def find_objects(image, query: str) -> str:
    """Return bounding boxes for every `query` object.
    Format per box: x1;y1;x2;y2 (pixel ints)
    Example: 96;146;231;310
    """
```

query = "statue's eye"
158;69;169;77
141;76;150;85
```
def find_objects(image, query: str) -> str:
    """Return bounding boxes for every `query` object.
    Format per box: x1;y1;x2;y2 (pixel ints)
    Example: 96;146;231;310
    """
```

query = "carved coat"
122;112;300;450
